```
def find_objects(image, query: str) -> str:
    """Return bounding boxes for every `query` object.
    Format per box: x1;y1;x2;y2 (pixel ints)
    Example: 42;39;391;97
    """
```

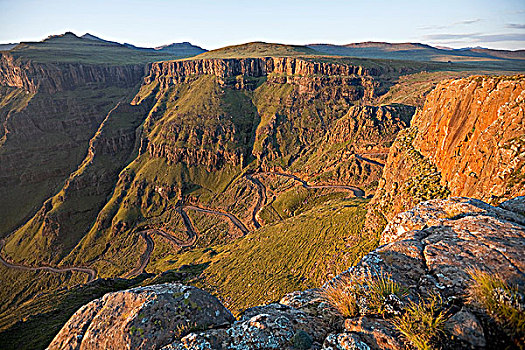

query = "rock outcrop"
48;284;234;350
368;75;525;231
0;52;145;93
49;197;525;349
328;104;415;149
143;57;381;88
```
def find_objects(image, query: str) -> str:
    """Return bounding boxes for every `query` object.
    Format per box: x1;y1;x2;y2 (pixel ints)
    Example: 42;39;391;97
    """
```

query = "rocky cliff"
0;53;145;93
48;196;525;349
0;48;148;237
144;57;380;86
369;75;525;226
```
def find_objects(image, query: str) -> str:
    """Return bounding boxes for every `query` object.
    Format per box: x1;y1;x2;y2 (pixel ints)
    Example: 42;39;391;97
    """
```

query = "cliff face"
144;57;380;86
412;76;524;201
369;75;525;225
0;53;147;237
329;104;415;147
133;57;394;177
0;53;145;93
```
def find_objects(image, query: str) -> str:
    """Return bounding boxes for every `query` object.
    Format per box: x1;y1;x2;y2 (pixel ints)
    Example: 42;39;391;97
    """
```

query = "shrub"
393;293;448;350
468;269;525;344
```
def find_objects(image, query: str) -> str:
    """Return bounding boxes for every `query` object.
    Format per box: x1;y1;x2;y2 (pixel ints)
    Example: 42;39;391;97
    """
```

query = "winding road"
177;206;199;246
184;205;250;236
0;239;97;283
354;154;385;168
1;165;368;281
124;207;199;277
260;172;365;197
245;174;267;229
124;231;154;278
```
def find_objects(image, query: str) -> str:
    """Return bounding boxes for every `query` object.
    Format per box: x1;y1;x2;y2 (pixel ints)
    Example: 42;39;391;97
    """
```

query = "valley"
0;32;523;349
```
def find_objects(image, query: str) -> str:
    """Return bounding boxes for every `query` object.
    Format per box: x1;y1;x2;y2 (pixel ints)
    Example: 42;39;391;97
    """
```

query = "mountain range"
3;32;525;64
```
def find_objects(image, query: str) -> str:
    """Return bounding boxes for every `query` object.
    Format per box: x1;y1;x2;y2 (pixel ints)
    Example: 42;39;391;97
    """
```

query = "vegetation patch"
321;272;408;318
468;269;525;346
398;127;450;202
393;294;449;350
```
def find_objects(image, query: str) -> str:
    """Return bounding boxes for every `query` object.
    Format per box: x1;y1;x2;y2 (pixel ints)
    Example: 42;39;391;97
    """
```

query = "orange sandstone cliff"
369;75;525;225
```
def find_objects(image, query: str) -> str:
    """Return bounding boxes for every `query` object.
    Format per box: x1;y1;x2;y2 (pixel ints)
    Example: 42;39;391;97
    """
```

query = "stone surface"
48;283;234;350
332;197;525;309
345;317;404;350
499;196;525;217
164;303;330;350
322;332;371;350
444;308;486;348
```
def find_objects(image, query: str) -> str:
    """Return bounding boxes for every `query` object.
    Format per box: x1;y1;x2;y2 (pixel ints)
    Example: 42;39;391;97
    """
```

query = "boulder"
344;317;403;350
48;283;234;350
334;198;525;301
322;332;371;350
444;308;486;348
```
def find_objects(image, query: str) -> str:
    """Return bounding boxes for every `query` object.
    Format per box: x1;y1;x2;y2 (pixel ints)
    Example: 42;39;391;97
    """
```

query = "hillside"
191;41;319;59
46;196;525;350
8;32;193;64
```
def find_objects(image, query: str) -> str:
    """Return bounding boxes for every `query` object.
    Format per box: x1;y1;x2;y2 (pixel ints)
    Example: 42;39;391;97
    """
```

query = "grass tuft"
468;269;525;345
321;272;407;318
393;293;448;350
321;275;362;317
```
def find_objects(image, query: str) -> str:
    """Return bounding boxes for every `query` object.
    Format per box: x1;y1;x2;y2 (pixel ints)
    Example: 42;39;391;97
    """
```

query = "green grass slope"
190;41;319;59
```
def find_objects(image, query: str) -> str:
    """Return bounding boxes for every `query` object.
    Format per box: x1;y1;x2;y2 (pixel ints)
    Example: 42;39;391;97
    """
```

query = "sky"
1;0;524;50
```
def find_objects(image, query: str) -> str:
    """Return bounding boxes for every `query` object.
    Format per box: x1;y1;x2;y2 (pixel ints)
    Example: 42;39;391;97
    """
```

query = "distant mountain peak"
153;42;207;56
154;42;204;50
81;33;104;41
80;33;123;47
43;32;80;41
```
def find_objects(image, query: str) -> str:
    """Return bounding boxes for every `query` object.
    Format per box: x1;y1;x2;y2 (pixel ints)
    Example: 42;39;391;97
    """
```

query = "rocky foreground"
48;196;525;349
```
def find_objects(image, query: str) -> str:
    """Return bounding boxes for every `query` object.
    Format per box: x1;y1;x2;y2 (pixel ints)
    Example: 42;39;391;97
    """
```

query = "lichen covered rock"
164;303;330;350
48;283;234;350
335;197;525;303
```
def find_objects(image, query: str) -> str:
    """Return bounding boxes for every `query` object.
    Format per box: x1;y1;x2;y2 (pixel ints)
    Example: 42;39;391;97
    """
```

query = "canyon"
0;33;523;349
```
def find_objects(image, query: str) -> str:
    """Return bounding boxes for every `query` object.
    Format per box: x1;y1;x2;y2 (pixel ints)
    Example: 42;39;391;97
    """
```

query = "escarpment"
0;51;148;236
143;57;380;86
369;75;525;227
133;56;402;178
0;52;145;93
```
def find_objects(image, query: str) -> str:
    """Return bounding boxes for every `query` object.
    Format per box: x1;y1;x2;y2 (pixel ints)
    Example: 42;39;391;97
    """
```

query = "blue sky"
1;0;524;50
